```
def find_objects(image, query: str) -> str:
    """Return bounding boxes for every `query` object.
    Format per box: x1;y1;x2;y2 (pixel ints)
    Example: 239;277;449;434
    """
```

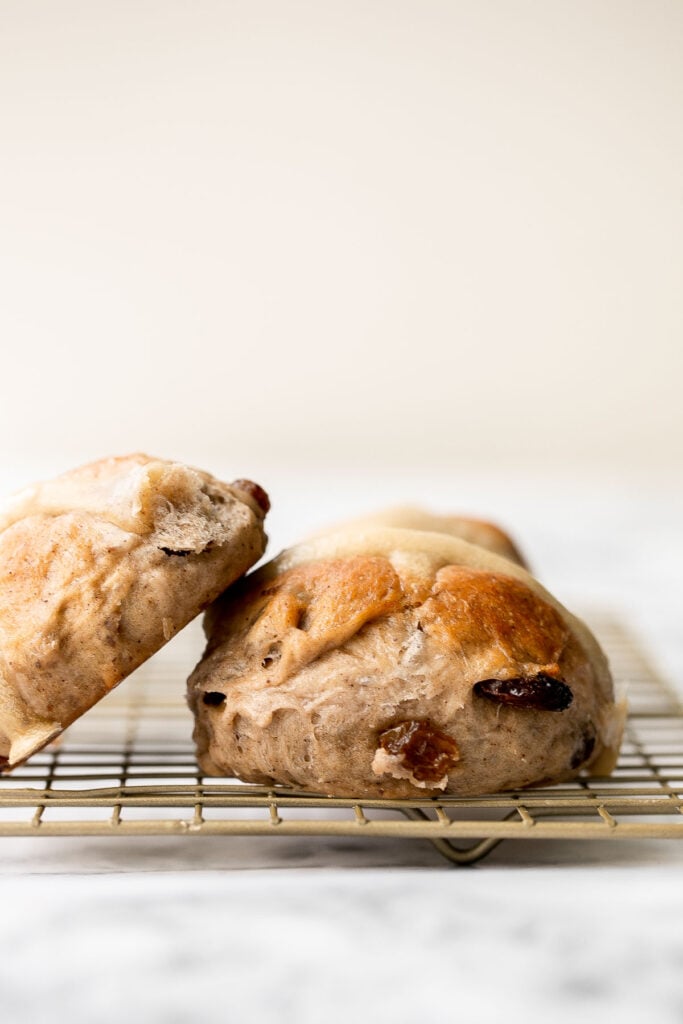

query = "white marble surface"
2;465;683;1022
2;859;683;1024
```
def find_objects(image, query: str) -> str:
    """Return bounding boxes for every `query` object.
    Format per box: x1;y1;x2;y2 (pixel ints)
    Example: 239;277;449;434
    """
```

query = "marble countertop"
2;465;682;1023
3;854;683;1024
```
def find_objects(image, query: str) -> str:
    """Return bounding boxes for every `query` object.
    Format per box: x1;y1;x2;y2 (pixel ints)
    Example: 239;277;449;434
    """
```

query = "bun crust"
189;528;624;798
0;454;268;769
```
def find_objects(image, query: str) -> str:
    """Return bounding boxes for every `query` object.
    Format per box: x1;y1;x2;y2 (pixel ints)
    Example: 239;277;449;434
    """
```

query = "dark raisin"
159;547;192;557
474;673;573;712
378;719;459;784
231;479;271;515
570;726;596;768
202;692;226;707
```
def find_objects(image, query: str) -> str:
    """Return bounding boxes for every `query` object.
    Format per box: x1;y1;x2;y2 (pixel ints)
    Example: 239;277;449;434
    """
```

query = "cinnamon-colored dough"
189;528;624;798
0;454;268;769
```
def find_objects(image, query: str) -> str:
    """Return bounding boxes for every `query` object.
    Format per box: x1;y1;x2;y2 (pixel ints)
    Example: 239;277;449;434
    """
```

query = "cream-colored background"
0;0;681;481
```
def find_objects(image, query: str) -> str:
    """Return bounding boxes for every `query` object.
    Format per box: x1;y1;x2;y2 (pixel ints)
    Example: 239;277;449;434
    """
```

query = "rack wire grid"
1;614;682;865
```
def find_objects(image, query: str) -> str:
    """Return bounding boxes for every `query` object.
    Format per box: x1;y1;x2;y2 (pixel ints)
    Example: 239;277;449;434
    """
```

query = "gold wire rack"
0;615;681;865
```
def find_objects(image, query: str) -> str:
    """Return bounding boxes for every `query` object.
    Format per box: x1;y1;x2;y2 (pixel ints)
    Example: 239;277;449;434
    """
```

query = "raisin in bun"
189;527;625;798
319;506;527;566
0;454;269;770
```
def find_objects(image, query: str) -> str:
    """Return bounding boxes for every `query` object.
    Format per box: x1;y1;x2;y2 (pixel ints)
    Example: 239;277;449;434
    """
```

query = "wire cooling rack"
0;615;681;865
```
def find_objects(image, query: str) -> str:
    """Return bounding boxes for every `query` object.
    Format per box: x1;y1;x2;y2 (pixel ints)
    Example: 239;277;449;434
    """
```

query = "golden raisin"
379;719;459;783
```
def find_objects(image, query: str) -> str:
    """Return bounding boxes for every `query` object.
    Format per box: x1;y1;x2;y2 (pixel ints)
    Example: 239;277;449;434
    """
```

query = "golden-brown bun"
189;527;624;798
0;454;268;769
314;506;527;566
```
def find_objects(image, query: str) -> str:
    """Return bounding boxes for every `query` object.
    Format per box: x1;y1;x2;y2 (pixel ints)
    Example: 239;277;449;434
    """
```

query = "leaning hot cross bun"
188;527;625;798
0;454;269;770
